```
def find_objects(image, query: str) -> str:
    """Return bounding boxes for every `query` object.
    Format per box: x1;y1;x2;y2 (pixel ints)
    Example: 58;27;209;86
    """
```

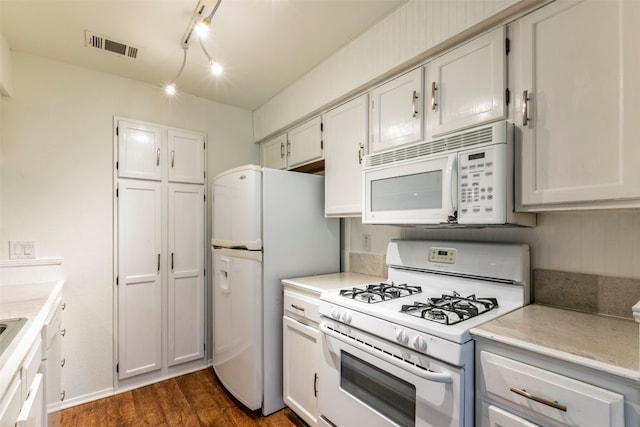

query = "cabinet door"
0;375;21;427
515;0;640;208
261;134;288;170
370;67;423;153
16;374;43;427
323;95;368;217
168;130;205;184
117;120;162;180
117;179;162;379
168;184;205;366
288;116;323;169
283;316;319;427
426;27;506;138
487;405;539;427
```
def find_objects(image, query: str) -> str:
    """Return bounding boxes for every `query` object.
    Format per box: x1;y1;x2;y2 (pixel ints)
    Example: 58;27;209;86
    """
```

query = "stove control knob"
413;335;427;351
341;312;353;324
330;307;342;320
395;329;409;345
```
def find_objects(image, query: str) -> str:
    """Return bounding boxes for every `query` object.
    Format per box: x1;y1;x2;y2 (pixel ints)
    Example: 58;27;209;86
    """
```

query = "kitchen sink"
0;318;28;356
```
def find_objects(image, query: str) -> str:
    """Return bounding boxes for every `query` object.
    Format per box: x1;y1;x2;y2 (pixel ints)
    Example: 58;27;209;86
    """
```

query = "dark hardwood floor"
59;368;306;426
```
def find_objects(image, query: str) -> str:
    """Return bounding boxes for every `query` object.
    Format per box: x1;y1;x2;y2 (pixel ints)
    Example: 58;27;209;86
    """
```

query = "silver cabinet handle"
358;142;365;165
156;148;160;166
60;328;66;337
286;140;291;156
522;90;531;126
431;81;438;111
171;150;175;168
157;254;160;272
171;253;174;270
411;90;419;118
60;390;66;402
510;387;567;412
291;304;305;312
61;357;66;368
280;142;285;159
61;303;66;310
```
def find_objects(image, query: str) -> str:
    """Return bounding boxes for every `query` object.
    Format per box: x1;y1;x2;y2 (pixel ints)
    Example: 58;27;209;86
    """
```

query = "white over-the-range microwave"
363;121;536;227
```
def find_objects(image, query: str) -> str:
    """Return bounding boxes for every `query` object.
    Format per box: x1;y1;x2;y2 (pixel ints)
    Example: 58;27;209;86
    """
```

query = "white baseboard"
50;387;115;412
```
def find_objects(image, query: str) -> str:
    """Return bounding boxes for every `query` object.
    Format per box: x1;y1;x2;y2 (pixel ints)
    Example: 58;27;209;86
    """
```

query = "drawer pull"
60;328;66;337
510;387;567;412
60;390;66;402
61;357;66;368
291;304;305;312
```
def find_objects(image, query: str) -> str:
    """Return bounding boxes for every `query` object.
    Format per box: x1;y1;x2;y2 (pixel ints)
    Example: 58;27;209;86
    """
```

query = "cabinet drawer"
43;300;63;351
480;351;624;427
284;290;320;324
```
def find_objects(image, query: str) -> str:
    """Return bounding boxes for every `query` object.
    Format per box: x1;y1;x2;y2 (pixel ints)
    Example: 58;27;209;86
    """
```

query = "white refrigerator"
211;165;339;415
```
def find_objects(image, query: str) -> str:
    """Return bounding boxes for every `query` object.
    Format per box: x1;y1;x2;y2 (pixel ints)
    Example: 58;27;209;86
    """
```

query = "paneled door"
167;130;205;184
117;179;162;379
167;184;205;366
117;120;162;181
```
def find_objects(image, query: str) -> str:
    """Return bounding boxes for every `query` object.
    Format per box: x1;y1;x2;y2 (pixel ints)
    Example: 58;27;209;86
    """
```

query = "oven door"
318;321;465;427
363;153;457;225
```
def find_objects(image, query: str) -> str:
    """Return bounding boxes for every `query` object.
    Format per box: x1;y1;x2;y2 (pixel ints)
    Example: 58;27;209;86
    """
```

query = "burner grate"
401;292;498;325
339;282;422;304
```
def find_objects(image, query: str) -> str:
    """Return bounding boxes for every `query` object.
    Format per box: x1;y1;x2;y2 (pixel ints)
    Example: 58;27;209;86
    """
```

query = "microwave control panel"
458;144;507;224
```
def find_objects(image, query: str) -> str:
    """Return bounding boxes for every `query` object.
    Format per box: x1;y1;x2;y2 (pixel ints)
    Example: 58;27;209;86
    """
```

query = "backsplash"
534;269;640;319
349;251;387;278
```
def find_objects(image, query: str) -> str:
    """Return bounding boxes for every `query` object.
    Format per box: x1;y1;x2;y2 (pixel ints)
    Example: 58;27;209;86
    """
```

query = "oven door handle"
320;323;453;384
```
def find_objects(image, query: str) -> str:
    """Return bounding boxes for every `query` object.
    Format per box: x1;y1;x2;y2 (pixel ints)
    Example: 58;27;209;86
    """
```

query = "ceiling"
0;0;405;111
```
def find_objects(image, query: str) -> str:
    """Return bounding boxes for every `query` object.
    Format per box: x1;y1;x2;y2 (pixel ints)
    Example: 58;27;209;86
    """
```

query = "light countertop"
471;304;640;382
0;280;64;402
282;272;383;295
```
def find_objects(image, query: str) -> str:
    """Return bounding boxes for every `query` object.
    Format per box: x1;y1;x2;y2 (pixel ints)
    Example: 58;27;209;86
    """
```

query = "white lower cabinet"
282;288;322;427
476;346;626;427
16;374;43;427
0;375;22;427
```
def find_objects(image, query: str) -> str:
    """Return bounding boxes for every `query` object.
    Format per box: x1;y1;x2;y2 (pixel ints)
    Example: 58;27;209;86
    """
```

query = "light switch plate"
9;240;36;260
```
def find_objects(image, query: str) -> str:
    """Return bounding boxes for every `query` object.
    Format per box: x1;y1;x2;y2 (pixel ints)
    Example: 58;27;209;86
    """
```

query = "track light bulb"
210;61;223;76
195;18;210;39
165;82;177;96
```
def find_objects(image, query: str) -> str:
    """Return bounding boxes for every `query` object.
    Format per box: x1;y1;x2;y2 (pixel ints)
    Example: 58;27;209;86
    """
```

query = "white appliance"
211;164;339;415
318;239;530;427
363;121;535;227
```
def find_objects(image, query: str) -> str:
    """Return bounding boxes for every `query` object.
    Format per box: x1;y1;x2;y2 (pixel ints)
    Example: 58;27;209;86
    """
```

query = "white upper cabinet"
287;116;323;169
261;134;288;170
370;67;423;153
513;0;640;209
117;121;162;180
426;27;506;139
167;130;205;184
323;94;368;217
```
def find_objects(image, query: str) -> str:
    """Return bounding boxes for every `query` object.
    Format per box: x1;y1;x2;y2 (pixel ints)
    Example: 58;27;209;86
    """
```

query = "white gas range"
317;240;530;427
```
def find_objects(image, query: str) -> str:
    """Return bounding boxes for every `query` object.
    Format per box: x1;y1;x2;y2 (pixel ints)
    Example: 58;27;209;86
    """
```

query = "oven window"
370;171;443;212
341;351;416;427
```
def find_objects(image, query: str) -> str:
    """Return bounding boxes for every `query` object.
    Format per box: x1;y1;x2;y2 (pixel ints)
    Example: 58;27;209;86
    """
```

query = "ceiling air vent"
85;30;139;59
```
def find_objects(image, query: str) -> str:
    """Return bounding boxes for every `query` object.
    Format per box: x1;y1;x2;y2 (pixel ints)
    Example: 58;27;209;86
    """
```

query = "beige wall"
0;51;256;404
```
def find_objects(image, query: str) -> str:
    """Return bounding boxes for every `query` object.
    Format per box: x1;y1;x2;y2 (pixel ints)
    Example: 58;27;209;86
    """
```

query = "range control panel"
428;247;457;264
458;143;507;224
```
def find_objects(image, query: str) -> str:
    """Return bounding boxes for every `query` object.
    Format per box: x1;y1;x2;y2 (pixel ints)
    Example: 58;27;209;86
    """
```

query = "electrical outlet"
9;240;36;260
363;234;371;252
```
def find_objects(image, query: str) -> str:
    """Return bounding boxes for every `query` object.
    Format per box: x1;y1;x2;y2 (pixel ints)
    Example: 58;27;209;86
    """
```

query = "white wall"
350;210;640;279
0;52;256;403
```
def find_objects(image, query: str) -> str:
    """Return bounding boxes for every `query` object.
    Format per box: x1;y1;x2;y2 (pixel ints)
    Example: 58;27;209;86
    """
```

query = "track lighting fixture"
164;0;223;96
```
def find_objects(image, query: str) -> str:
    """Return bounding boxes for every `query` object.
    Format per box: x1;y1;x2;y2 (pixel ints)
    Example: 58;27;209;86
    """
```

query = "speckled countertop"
282;272;383;295
0;280;64;402
471;304;640;382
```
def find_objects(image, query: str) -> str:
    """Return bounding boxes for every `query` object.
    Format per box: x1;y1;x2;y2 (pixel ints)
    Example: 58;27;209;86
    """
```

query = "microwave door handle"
446;155;458;218
320;323;453;383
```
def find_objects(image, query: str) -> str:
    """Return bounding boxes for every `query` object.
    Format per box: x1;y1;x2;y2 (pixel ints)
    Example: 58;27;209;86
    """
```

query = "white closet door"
117;179;162;379
168;184;205;366
117;120;162;180
168;130;205;184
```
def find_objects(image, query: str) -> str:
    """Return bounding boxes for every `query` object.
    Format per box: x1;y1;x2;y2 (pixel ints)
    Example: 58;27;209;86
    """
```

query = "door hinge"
204;171;206;179
505;88;511;105
116;161;119;170
116;187;119;198
116;363;119;373
116;127;119;136
116;276;119;286
203;142;206;150
204;193;206;202
505;37;510;55
320;122;323;132
321;140;324;150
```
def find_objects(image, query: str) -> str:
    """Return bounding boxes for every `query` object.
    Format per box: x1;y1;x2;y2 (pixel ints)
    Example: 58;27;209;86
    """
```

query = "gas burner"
401;292;498;325
339;282;422;304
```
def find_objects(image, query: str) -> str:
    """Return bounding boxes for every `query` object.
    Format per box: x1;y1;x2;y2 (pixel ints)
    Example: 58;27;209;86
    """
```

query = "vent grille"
85;30;139;59
365;125;495;168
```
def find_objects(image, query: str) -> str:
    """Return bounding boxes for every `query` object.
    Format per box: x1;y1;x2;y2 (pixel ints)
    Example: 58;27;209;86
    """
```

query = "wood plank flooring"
59;368;306;427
